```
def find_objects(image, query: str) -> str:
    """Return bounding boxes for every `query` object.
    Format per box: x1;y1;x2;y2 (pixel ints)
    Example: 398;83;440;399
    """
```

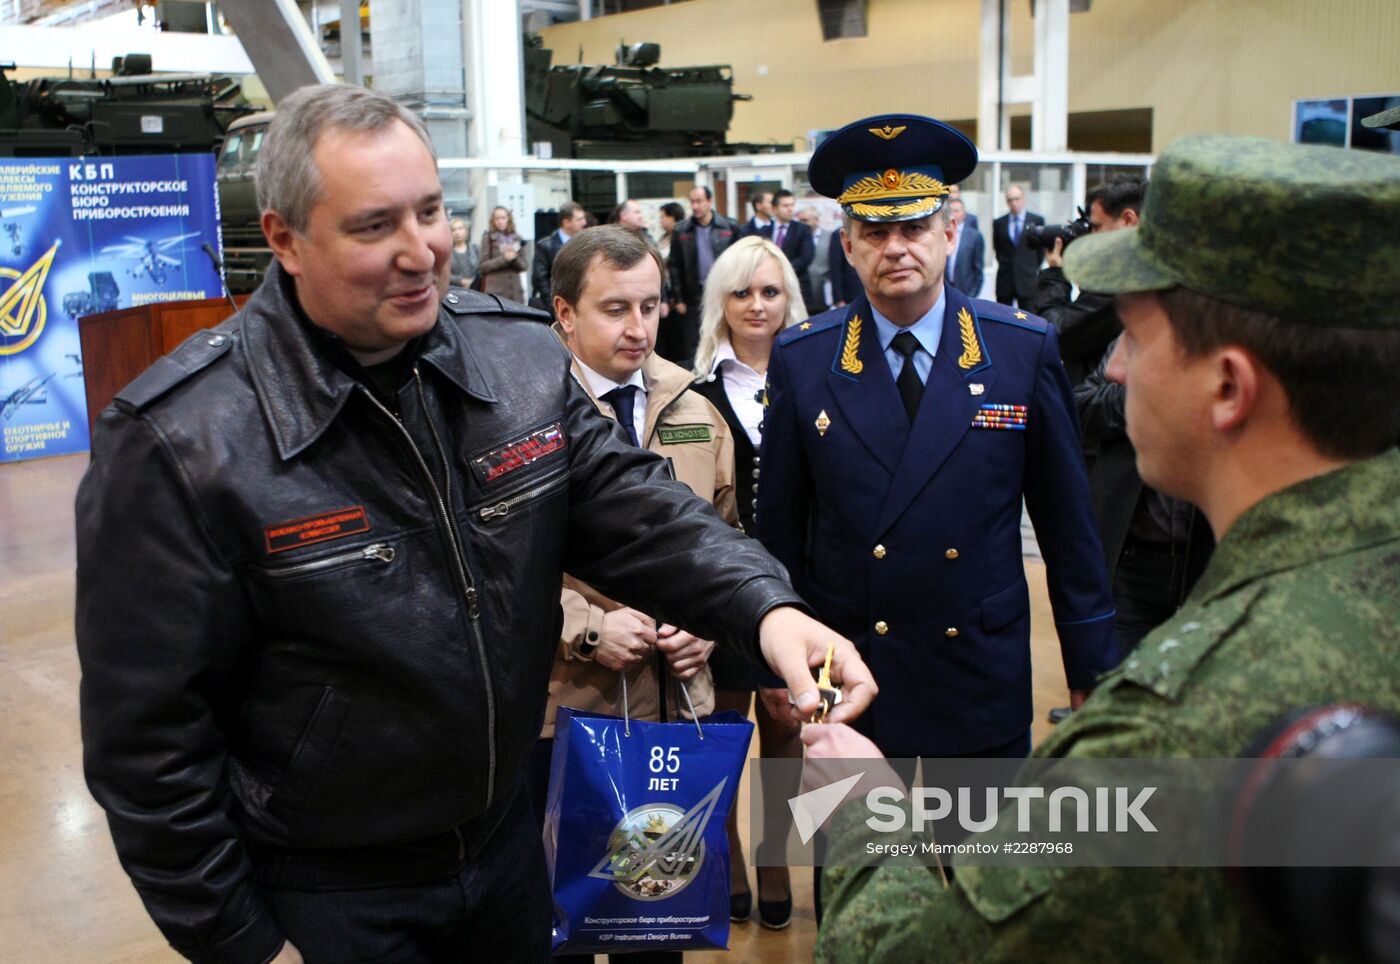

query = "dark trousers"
1113;538;1191;654
257;780;551;963
529;739;681;964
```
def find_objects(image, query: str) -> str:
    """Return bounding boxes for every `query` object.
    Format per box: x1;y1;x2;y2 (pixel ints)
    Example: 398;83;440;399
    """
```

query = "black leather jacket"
75;264;803;963
666;213;740;311
1033;265;1121;387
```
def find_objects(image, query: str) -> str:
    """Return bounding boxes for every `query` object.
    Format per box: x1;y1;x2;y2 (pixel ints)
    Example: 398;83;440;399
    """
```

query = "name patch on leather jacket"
472;422;568;485
265;506;371;553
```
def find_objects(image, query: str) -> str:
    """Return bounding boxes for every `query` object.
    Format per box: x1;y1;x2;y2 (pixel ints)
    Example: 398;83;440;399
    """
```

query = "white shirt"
573;360;648;447
708;340;765;447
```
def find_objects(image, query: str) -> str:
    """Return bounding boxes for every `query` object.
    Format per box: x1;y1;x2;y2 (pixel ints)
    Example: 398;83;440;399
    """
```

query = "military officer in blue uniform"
754;115;1117;759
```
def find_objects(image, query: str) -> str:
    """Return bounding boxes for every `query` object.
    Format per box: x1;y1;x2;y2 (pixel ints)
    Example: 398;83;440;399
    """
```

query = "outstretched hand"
757;606;876;725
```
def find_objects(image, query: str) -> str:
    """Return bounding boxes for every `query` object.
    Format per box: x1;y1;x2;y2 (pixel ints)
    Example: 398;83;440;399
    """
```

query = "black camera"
1024;207;1092;251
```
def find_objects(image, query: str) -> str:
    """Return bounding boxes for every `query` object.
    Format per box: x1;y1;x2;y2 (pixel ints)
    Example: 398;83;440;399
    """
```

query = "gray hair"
692;236;807;378
256;84;436;234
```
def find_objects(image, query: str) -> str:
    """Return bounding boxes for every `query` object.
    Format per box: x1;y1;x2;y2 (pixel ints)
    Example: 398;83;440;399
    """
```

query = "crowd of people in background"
454;180;1054;349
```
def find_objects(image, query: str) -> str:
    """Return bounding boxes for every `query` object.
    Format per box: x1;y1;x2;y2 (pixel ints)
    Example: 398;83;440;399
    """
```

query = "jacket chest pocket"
245;539;407;638
473;468;569;523
252;541;398;579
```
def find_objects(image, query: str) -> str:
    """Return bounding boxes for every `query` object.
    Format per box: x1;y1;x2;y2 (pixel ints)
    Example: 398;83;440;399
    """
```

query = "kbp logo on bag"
588;779;727;900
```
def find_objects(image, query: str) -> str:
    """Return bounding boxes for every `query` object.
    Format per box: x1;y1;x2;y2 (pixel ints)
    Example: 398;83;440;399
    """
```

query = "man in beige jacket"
527;230;739;924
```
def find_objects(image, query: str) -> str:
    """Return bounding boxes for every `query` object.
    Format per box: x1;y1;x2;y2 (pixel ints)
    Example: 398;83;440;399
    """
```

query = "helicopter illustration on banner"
101;231;201;285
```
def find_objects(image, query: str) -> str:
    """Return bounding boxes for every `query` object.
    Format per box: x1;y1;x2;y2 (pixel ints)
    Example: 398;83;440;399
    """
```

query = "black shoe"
757;886;792;930
1048;706;1071;724
730;888;752;922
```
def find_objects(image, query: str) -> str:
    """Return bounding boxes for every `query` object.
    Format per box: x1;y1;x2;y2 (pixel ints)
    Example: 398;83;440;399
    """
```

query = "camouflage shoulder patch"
974;299;1050;334
957;865;1054;924
1119;584;1266;701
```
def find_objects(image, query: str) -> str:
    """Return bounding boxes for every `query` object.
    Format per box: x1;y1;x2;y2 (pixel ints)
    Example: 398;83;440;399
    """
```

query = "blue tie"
1011;216;1021;245
601;386;641;447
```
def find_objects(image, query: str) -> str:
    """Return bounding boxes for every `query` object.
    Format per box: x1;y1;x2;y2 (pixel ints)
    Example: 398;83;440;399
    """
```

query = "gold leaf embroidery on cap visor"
837;170;948;205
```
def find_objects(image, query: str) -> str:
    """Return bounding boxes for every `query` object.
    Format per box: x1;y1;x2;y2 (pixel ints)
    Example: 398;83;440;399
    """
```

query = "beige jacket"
541;341;738;738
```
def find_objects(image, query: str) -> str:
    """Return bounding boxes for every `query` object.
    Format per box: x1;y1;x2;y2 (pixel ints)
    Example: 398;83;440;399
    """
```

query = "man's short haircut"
608;200;635;224
558;202;585;227
751;191;773;212
551;224;664;307
690;185;713;201
257;83;434;235
660;201;685;221
1160;287;1400;460
1087;174;1148;218
773;189;795;204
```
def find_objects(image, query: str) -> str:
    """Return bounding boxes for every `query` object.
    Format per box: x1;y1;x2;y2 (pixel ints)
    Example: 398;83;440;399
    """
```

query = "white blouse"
709;340;765;448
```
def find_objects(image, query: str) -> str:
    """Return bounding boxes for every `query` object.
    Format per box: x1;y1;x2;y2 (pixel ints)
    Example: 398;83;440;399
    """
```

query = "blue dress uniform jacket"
754;284;1117;756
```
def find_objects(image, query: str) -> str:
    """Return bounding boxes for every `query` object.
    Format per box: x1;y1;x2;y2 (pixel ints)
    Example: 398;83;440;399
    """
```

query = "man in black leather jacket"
1033;175;1146;388
75;84;873;964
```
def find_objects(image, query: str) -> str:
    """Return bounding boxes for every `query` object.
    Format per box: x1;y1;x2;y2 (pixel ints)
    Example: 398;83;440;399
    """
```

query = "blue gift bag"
543;705;753;954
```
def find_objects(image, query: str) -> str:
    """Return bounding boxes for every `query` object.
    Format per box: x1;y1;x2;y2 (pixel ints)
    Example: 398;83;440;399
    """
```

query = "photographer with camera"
1033;175;1144;386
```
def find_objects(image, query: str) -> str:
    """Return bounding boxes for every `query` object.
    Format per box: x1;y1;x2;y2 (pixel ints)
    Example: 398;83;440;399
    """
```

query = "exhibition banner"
0;153;222;463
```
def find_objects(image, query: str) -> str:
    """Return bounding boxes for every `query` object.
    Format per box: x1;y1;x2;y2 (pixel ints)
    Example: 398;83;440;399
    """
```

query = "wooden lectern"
79;297;245;434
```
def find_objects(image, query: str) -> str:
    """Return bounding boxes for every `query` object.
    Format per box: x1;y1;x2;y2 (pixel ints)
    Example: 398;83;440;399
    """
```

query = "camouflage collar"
1189;448;1400;603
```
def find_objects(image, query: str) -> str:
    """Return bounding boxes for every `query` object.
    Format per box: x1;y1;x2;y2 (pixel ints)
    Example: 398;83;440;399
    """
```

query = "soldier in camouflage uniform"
804;135;1400;961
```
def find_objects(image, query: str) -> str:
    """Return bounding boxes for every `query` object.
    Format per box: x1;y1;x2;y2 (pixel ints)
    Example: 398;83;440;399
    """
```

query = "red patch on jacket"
474;422;568;483
264;506;371;554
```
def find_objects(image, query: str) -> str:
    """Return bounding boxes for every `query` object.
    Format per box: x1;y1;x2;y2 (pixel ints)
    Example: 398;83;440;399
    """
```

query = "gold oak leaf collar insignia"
840;315;864;375
957;307;983;370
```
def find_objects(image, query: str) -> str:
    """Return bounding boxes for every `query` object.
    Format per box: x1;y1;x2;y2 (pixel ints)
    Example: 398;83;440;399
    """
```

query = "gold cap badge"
868;125;907;140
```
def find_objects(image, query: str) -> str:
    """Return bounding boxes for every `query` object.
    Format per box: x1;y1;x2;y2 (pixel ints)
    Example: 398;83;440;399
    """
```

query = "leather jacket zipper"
254;542;396;578
477;470;568;521
360;368;499;811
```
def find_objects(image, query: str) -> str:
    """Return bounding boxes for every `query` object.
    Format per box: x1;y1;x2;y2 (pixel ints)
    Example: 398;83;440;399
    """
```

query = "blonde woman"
690;235;806;929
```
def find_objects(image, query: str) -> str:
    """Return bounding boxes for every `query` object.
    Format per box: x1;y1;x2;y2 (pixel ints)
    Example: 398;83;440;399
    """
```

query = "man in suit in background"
530;200;587;314
771;189;816;308
799;207;832;314
739;191;775;238
828;224;860;309
945;197;983;297
665;185;740;364
992;186;1044;306
948;182;978;233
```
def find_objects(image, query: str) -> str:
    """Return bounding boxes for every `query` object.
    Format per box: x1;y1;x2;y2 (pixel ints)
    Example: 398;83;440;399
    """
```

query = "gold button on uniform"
945;548;959;559
872;544;886;560
874;621;889;635
945;627;959;638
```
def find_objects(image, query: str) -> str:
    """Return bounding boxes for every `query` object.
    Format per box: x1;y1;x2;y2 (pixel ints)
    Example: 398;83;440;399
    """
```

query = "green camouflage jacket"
818;448;1400;962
